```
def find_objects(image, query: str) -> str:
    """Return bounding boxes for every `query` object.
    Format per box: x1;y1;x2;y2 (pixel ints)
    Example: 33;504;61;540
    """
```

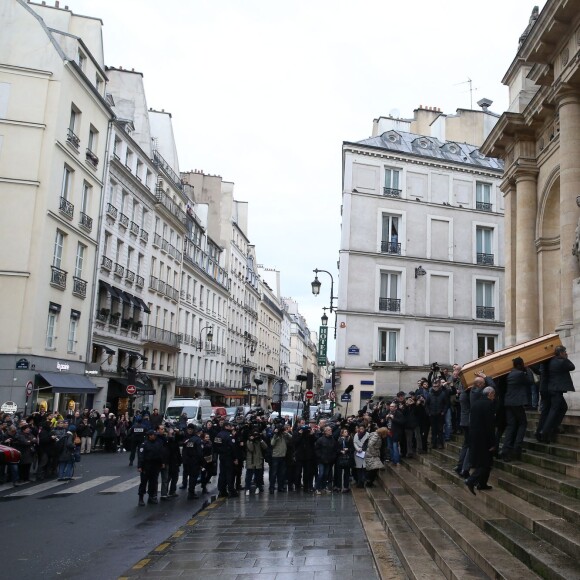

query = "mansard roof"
350;130;503;171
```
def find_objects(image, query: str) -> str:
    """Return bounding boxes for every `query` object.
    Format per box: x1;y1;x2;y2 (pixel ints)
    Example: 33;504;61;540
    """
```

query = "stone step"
390;460;579;580
525;430;580;449
527;412;580;427
519;448;580;479
427;447;580;527
364;487;449;580
526;420;580;436
523;439;580;461
410;454;580;561
373;481;488;580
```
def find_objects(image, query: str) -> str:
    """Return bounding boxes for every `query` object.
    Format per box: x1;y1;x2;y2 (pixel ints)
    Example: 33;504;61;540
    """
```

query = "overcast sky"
70;0;545;359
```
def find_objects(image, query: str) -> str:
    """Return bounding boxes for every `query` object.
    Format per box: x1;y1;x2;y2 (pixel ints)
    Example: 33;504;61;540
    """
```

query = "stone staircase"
364;412;580;580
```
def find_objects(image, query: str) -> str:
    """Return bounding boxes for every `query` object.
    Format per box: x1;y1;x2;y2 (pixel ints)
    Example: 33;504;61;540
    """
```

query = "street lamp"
311;268;338;338
321;307;329;326
197;325;213;351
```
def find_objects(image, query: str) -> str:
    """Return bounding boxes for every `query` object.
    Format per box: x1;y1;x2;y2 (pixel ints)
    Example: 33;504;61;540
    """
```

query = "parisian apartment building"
336;103;505;410
0;0;325;416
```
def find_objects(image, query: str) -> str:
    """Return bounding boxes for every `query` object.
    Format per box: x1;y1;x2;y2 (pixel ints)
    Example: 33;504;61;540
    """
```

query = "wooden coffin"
459;333;562;388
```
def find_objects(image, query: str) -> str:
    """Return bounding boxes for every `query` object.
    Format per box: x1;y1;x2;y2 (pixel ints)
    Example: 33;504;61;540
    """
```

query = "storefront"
106;377;155;418
35;371;99;415
207;387;247;406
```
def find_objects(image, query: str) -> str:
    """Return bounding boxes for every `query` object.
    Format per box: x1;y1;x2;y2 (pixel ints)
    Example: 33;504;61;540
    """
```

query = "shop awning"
93;343;116;355
134;295;151;313
108;286;125;302
207;388;247;399
111;377;155;395
37;372;99;394
122;291;141;309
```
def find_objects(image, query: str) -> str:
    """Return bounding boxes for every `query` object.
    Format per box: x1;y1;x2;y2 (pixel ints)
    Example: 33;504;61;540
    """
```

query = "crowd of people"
1;347;574;503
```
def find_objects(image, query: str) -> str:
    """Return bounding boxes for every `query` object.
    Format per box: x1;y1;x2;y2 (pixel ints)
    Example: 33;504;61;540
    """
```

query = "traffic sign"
305;390;314;400
126;384;137;395
341;393;352;402
25;381;33;398
328;390;336;401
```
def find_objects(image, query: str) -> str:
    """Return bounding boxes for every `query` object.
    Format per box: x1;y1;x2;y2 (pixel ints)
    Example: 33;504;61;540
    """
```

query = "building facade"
481;0;580;408
337;106;505;410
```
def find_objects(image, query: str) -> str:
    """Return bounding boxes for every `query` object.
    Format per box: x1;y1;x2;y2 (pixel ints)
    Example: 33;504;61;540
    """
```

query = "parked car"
211;406;227;419
225;406;238;421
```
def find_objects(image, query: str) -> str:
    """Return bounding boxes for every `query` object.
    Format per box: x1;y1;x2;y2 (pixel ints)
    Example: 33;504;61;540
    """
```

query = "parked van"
164;398;212;427
280;401;304;425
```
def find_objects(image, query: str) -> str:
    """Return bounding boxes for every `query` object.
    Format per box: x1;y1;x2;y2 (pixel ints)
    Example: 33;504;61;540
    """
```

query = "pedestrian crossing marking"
206;503;217;509
7;479;66;497
98;476;141;494
186;518;197;526
154;542;170;552
171;530;184;538
53;476;119;494
132;558;150;569
198;510;208;516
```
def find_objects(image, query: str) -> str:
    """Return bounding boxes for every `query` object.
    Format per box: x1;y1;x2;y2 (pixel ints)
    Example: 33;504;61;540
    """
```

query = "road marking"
172;530;184;538
198;510;208;516
186;518;197;526
132;558;150;569
53;476;118;494
7;479;66;497
154;542;170;552
98;476;141;494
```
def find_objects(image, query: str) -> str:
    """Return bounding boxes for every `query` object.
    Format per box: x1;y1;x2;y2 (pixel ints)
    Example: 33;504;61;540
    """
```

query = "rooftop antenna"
454;78;478;109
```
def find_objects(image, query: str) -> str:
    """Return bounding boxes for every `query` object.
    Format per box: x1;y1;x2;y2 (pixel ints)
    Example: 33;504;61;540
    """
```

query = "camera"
431;362;439;372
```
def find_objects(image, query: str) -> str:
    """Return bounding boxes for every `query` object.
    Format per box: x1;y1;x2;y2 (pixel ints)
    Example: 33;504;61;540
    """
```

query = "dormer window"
78;50;86;71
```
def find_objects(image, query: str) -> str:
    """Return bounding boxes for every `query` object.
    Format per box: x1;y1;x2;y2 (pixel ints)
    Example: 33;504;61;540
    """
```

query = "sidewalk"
119;490;380;580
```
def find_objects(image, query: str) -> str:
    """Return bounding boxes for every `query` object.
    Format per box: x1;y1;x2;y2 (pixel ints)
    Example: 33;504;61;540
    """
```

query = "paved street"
0;451;213;580
120;489;379;580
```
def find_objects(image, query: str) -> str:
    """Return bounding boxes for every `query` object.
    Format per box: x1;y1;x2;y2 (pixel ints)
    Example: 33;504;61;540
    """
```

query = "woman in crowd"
334;427;354;493
364;427;389;487
353;424;370;488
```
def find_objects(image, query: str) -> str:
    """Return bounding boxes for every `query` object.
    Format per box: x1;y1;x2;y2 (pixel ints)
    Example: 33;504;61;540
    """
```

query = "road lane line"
53;475;118;494
98;475;141;494
7;479;67;497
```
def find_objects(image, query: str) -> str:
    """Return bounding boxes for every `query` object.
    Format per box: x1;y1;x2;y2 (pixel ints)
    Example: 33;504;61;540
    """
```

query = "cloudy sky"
70;0;545;358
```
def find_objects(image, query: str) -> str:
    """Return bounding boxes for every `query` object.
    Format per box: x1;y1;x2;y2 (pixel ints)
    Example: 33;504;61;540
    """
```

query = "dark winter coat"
504;369;533;407
426;387;448;416
314;433;338;464
469;397;496;468
546;356;575;392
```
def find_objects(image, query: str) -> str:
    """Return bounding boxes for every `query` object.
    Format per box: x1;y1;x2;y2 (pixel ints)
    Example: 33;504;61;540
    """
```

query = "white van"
280;401;304;425
164;398;212;427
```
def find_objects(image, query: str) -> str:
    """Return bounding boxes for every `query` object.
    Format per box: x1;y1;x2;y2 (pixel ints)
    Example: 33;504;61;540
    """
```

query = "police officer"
182;424;203;499
137;429;164;506
127;416;146;467
214;422;238;498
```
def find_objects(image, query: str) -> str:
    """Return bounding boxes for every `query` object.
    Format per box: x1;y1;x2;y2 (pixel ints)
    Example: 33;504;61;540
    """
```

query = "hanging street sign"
318;325;328;366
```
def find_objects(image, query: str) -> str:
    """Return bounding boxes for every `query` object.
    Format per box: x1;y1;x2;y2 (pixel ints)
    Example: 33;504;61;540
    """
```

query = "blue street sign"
340;393;352;402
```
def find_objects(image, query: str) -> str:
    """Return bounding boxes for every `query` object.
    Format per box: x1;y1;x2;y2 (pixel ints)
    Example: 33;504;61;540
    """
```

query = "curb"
118;494;224;579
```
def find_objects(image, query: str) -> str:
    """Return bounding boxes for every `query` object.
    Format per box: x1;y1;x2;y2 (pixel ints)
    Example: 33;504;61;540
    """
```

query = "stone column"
503;184;516;345
557;91;580;331
515;172;539;342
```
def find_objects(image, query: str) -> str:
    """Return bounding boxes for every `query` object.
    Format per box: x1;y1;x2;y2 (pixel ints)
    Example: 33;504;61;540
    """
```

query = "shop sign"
1;401;18;413
16;358;30;370
57;362;70;371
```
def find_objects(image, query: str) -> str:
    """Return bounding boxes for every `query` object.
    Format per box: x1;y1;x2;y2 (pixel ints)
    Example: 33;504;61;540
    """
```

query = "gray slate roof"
350;130;504;171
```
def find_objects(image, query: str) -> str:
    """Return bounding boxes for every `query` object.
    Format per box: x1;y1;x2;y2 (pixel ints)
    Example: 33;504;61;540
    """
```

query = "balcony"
154;187;188;228
59;197;74;219
477;253;494;266
101;255;112;271
118;213;129;228
383;187;402;198
50;266;67;289
379;297;401;312
130;221;140;236
381;241;401;254
153;149;183;192
142;324;179;349
72;276;87;298
66;128;80;150
149;275;158;291
113;262;124;277
161;238;169;254
125;269;135;283
476;306;495;320
140;229;149;243
157;279;166;294
106;203;118;220
79;212;93;232
85;148;99;168
135;275;144;288
476;201;492;212
153;233;161;248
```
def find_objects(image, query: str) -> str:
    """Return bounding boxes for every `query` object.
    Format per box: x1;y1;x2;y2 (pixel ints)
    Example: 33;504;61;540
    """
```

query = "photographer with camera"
293;424;316;492
426;375;449;450
269;419;291;494
244;429;267;495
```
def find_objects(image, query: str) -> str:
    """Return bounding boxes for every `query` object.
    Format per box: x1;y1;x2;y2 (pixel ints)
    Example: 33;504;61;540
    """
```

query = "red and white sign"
329;390;336;401
126;384;137;395
25;381;33;398
305;390;314;400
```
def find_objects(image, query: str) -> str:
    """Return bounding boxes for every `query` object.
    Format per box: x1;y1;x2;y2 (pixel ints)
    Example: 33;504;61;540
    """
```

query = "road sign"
329;390;336;401
1;401;18;413
26;381;33;398
126;384;137;395
305;390;314;400
341;393;352;402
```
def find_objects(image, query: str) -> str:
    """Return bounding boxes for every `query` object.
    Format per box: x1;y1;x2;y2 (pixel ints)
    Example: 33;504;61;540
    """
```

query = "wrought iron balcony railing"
50;266;67;289
140;229;149;243
381;241;401;254
379;297;401;312
141;324;179;348
477;253;494;266
118;213;129;228
106;203;118;220
135;275;144;288
101;255;112;271
476;201;492;211
125;269;135;283
383;187;402;198
79;212;92;231
66;128;80;149
85;148;99;168
72;276;87;298
113;263;124;277
130;221;140;236
59;197;74;219
476;306;495;319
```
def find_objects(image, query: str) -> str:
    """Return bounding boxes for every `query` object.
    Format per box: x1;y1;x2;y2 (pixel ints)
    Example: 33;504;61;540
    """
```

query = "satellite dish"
388;108;400;118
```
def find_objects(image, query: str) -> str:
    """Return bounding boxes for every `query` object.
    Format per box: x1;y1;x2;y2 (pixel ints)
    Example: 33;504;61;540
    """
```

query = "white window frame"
81;182;91;214
424;326;454;366
67;317;79;353
384;166;401;191
61;166;73;200
376;264;405;314
473;275;500;320
74;243;85;279
426;215;454;261
53;230;64;269
473;221;497;265
425;271;454;317
46;311;57;349
475;180;494;210
374;321;404;363
377;208;406;255
473;331;501;359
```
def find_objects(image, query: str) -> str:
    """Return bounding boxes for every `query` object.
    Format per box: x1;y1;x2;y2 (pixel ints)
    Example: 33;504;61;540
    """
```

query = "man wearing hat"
181;424;203;499
137;429;164;506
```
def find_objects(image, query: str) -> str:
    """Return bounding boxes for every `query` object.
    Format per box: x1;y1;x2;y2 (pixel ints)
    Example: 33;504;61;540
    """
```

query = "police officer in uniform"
137;429;164;506
127;417;146;467
214;422;238;498
182;424;203;499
